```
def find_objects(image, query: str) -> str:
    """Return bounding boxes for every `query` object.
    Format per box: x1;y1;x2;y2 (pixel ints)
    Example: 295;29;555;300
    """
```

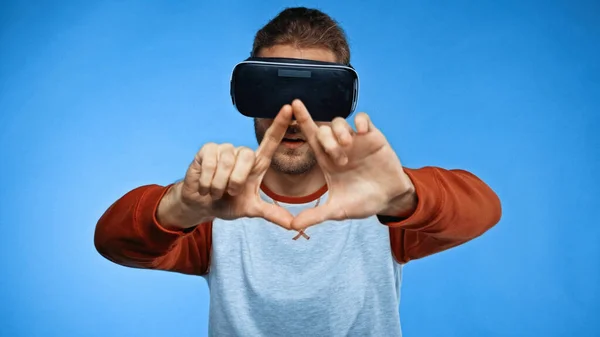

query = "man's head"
252;7;350;175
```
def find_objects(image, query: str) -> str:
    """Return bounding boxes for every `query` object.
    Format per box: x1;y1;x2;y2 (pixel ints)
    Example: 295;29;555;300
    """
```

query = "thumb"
257;201;294;230
291;205;339;230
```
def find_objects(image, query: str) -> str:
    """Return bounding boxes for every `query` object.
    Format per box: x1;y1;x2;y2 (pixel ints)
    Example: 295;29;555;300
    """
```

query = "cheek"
254;118;270;136
257;118;273;130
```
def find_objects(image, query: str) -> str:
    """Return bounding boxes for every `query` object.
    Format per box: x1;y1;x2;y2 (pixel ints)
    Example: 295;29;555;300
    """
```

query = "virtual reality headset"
230;57;359;121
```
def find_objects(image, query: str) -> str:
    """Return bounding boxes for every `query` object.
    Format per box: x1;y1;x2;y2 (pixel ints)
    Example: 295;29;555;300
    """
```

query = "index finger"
256;104;293;159
291;99;319;140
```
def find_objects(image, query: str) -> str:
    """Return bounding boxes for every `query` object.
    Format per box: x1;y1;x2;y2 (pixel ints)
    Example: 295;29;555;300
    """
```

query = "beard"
254;118;318;175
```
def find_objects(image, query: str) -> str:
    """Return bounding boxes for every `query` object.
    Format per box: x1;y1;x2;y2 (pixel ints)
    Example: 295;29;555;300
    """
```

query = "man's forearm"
378;180;418;220
380;166;501;237
156;182;215;230
94;184;213;275
379;167;501;263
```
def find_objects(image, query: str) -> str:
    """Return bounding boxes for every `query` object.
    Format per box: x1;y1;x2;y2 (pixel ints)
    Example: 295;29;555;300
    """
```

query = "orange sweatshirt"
94;166;501;275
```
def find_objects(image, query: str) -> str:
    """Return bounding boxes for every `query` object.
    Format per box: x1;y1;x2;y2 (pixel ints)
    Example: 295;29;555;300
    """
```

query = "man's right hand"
157;105;294;230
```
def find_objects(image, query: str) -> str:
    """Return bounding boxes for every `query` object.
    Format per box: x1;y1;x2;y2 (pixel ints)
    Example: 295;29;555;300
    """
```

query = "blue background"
1;1;598;336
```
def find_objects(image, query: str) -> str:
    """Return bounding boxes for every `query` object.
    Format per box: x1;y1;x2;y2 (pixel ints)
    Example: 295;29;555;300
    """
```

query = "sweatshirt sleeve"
94;184;212;276
380;166;502;264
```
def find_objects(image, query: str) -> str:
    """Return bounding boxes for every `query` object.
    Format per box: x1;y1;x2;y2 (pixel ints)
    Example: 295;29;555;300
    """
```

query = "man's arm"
94;184;212;276
94;109;298;275
378;166;502;264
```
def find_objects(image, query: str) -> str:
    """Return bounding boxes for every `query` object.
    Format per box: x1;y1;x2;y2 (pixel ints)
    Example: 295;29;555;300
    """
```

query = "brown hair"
251;7;351;64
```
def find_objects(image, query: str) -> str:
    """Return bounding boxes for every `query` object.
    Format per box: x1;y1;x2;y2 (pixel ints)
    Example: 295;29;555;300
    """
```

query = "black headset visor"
230;57;359;121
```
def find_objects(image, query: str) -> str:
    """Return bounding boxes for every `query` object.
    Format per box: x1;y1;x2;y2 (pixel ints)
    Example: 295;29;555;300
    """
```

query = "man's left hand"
291;99;418;230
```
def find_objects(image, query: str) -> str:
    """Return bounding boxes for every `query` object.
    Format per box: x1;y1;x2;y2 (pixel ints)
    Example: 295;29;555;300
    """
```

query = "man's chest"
208;216;399;298
204;216;403;336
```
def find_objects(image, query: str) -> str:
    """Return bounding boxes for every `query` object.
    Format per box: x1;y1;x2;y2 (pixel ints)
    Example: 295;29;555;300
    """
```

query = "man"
94;7;502;337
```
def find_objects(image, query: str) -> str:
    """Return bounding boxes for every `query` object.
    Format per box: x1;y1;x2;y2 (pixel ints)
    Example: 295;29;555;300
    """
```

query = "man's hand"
157;105;295;230
290;99;417;230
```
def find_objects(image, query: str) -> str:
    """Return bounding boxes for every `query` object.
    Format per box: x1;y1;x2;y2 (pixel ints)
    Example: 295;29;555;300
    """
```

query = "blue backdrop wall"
1;1;598;336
